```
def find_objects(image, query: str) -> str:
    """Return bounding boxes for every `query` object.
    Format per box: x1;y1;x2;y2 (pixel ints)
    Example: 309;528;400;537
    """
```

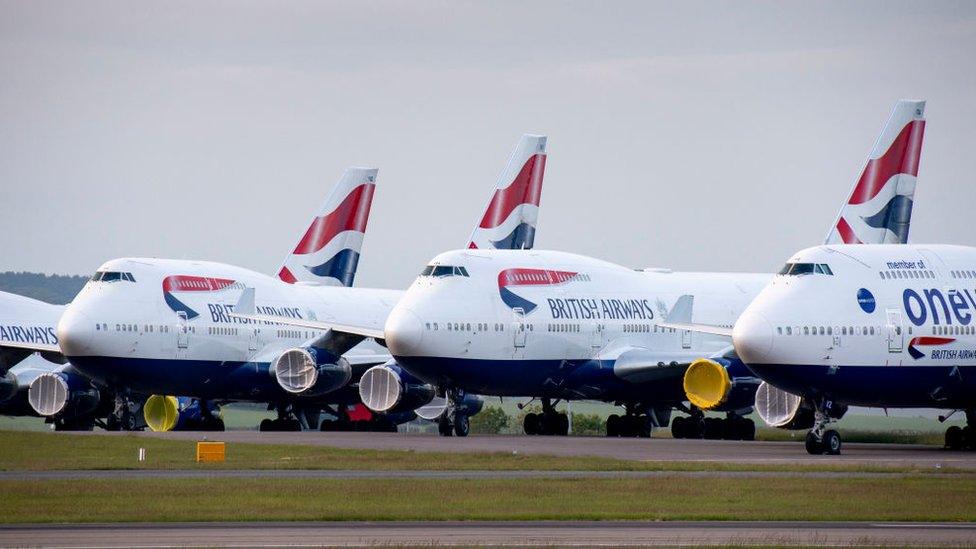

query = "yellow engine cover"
143;395;180;432
683;359;732;410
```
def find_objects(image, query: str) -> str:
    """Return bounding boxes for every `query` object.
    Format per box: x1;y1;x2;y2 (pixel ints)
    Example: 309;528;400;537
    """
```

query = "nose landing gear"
804;399;842;455
436;388;475;437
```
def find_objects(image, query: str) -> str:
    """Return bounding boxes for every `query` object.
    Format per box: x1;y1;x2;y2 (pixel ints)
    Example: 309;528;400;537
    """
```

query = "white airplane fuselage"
733;244;976;409
58;258;399;400
385;249;769;404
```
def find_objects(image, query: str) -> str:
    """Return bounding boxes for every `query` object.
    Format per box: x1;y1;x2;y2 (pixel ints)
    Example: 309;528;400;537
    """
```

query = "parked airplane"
679;99;928;428
326;101;930;439
731;244;976;454
0;291;88;427
49;135;548;432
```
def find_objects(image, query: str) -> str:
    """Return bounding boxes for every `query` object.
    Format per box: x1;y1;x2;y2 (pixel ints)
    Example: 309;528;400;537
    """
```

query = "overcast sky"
2;1;974;289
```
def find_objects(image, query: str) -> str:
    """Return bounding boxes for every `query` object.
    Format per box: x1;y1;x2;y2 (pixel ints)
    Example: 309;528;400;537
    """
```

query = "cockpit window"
419;265;469;278
778;263;833;276
91;271;136;283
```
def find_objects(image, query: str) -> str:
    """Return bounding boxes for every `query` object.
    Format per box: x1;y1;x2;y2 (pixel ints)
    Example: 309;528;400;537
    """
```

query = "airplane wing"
606;345;737;384
0;341;64;373
230;288;385;340
656;322;733;337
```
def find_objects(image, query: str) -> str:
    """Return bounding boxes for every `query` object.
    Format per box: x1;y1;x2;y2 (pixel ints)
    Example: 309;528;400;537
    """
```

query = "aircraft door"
512;308;527;349
590;322;605;352
176;311;189;352
886;309;903;353
681;329;692;349
248;327;259;351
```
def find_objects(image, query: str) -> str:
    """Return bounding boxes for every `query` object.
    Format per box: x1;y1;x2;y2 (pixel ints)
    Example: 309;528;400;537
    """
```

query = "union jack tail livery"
468;134;547;251
278;167;378;287
825;100;926;245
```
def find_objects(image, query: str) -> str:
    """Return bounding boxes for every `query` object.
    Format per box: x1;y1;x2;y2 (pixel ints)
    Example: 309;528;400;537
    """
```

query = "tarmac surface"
3;468;954;480
3;520;976;547
121;431;976;470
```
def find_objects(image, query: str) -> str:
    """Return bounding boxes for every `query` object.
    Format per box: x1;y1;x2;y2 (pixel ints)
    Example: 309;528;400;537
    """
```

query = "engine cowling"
683;358;760;412
143;395;222;432
413;393;485;420
753;381;847;430
271;348;351;397
28;372;100;418
359;362;435;415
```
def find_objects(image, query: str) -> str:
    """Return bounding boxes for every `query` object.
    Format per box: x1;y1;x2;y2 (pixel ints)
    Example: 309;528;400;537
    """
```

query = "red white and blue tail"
467;134;547;250
277;167;377;287
825;100;925;245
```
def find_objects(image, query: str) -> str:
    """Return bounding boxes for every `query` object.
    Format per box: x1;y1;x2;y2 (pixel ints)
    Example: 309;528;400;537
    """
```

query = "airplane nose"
57;308;95;356
384;307;424;357
732;310;774;364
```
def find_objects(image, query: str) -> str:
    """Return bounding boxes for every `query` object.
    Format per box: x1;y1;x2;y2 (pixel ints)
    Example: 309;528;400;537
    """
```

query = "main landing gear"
605;404;653;438
438;388;474;437
522;398;569;436
260;404;315;432
102;395;141;431
804;398;842;455
671;409;756;441
318;404;398;432
944;409;976;451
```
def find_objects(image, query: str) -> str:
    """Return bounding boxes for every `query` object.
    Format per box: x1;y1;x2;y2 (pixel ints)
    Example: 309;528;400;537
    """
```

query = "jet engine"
683;357;760;412
0;370;17;403
753;381;847;430
271;348;351;397
143;395;223;432
27;371;100;418
358;362;435;415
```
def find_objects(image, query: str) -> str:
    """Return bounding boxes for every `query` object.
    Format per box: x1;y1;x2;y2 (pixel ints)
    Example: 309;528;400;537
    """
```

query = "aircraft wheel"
822;430;842;455
703;417;723;440
438;414;454;437
259;418;274;432
453;414;470;437
606;414;621;437
637;416;652;438
671;416;687;439
960;426;975;450
122;412;138;431
946;426;963;450
740;418;756;441
556;413;570;436
209;418;226;432
523;413;540;435
804;431;823;455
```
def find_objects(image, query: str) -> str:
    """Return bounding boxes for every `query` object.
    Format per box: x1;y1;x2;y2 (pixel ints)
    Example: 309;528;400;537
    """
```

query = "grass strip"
1;476;974;523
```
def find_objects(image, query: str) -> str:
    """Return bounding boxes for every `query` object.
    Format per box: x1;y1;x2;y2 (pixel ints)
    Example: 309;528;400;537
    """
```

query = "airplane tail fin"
277;167;378;287
825;100;926;245
467;134;547;250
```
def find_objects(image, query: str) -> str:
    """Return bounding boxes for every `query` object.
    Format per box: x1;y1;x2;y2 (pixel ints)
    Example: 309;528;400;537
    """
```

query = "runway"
120;431;976;470
3;520;975;547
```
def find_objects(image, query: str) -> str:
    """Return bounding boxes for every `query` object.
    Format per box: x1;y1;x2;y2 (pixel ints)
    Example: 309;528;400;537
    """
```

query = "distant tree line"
0;272;88;305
